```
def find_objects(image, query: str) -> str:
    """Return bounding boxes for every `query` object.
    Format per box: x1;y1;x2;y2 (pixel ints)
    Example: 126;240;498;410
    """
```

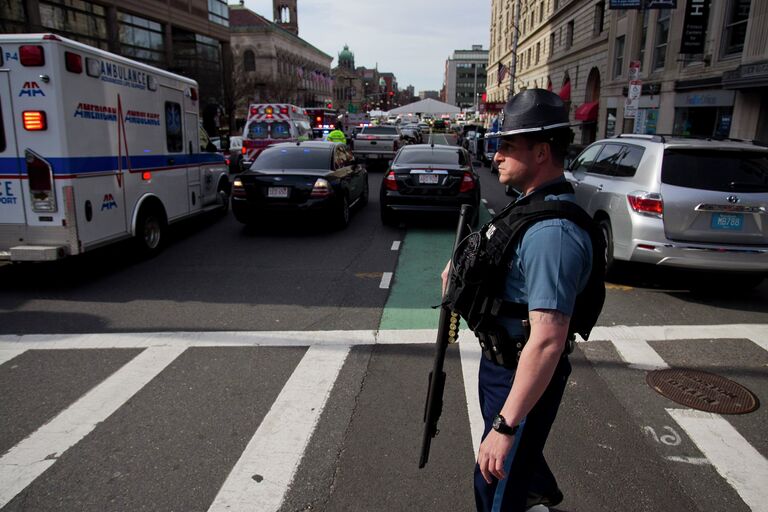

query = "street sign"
628;60;641;81
625;81;642;119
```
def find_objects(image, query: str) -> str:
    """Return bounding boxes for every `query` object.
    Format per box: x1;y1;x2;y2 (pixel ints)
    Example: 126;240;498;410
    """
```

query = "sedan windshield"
396;149;467;166
252;147;330;170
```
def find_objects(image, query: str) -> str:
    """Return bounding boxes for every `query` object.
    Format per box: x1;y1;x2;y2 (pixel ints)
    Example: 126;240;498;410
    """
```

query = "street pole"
509;0;520;100
473;62;478;112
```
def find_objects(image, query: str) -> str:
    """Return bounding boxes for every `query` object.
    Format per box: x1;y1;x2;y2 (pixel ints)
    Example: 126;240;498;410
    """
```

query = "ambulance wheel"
135;206;166;257
217;180;230;216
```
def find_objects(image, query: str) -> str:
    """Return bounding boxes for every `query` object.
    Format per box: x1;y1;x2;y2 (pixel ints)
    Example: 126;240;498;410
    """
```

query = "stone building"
1;0;231;133
604;0;767;142
332;45;364;112
229;2;332;122
486;0;610;144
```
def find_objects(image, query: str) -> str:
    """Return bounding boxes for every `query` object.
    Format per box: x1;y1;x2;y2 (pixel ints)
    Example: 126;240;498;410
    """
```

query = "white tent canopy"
387;98;461;115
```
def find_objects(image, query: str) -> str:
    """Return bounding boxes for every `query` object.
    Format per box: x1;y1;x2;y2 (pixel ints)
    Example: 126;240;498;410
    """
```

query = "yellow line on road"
606;283;634;291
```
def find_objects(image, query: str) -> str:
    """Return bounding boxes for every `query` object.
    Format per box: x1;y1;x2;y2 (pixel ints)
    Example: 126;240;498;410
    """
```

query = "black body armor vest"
444;181;606;342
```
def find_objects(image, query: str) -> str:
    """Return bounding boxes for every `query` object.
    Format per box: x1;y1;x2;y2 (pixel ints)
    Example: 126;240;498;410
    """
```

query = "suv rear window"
661;149;768;192
361;126;398;135
395;149;467;166
253;147;330;170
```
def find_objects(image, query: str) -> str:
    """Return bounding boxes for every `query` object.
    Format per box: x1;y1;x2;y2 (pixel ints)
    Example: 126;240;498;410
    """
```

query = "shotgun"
419;203;475;468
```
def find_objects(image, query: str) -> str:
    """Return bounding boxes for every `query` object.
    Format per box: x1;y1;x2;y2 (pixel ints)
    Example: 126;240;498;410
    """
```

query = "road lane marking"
609;338;670;371
0;349;25;366
666;408;768;511
0;325;766;350
459;338;484;457
665;456;711;466
0;346;185;508
207;344;350;512
379;272;393;289
391;241;401;251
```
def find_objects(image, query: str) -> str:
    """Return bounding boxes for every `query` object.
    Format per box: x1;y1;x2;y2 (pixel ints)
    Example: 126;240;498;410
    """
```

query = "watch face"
493;415;502;429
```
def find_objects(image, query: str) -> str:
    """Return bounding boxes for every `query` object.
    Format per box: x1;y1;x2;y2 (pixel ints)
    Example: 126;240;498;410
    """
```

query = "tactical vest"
444;181;606;346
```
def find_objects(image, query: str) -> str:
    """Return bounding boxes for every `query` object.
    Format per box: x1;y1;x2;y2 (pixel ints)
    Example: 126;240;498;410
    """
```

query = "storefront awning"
558;81;571;101
575;101;599;121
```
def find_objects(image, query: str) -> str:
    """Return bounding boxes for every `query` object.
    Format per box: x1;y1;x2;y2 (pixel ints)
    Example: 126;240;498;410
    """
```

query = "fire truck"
305;107;338;130
241;104;312;168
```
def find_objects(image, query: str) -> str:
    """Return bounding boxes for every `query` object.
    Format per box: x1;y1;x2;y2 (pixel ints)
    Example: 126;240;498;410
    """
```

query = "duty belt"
476;319;575;369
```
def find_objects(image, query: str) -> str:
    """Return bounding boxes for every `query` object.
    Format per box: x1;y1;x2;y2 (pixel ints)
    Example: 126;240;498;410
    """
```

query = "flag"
497;63;508;85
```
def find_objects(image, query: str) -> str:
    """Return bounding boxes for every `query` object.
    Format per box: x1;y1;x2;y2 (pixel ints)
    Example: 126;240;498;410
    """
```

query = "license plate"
711;213;743;230
419;174;439;184
267;186;289;198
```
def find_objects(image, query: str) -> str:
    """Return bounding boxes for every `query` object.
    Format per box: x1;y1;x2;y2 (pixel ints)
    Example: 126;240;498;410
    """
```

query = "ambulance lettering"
74;103;117;122
19;81;45;97
4;51;18;62
125;110;161;126
0;181;17;205
100;61;147;90
101;193;118;211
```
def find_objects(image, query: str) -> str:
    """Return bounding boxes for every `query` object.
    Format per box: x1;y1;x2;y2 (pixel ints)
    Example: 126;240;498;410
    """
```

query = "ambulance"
0;34;230;261
241;103;312;169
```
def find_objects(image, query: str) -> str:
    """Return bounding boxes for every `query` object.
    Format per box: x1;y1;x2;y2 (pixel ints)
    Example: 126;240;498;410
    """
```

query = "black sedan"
380;144;481;226
232;141;368;229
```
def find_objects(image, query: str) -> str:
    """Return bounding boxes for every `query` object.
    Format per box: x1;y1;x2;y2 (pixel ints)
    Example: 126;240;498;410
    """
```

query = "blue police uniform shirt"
497;176;593;337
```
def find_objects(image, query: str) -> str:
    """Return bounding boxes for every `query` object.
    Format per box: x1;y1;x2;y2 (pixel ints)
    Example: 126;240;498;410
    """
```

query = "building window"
119;13;165;66
536;42;540;64
653;9;670;70
722;0;750;56
639;8;649;71
614;35;625;78
566;20;574;49
39;0;108;50
549;33;555;56
242;50;255;72
539;2;545;23
1;0;27;32
527;47;532;68
594;1;604;34
208;0;229;27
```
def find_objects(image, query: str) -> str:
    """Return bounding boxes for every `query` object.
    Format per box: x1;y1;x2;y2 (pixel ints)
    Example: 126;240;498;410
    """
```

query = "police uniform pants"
474;354;571;512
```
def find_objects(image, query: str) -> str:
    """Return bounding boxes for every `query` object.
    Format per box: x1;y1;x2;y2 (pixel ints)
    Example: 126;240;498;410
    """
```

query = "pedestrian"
441;88;604;511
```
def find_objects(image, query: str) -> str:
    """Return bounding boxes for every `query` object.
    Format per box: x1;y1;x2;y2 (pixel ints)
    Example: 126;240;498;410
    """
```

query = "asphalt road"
0;133;766;512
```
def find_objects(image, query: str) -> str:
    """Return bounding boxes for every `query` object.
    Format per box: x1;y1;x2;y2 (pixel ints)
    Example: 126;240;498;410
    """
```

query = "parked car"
565;134;768;283
380;144;481;226
232;141;368;229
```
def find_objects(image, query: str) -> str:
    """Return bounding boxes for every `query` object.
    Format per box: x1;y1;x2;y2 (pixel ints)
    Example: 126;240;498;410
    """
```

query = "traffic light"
327;102;333;109
389;91;394;97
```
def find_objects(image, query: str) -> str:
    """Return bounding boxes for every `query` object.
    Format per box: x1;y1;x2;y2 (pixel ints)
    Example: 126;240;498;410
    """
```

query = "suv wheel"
599;219;616;276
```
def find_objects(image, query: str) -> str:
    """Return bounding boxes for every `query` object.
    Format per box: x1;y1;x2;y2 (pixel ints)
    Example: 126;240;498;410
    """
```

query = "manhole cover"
646;368;759;414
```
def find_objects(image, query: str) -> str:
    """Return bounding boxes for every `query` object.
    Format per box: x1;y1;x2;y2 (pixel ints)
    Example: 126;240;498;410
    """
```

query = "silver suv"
565;135;768;279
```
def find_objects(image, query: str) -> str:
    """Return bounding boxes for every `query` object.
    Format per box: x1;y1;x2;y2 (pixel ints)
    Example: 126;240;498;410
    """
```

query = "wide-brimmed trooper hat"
486;88;570;138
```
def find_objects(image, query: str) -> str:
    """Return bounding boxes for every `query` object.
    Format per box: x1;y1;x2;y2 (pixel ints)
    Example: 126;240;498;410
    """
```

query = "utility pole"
508;0;521;100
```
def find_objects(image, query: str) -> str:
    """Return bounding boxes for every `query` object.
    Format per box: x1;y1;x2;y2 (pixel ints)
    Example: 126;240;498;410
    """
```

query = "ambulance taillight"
25;150;57;213
20;45;44;66
65;51;82;73
22;111;47;131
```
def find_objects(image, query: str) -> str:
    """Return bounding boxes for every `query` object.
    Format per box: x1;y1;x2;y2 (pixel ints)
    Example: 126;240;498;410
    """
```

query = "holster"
475;321;528;369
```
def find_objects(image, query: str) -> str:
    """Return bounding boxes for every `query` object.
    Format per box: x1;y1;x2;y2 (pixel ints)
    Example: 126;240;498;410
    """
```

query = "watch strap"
493;414;519;436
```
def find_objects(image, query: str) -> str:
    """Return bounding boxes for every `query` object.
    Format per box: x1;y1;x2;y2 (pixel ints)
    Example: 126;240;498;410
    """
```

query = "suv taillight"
628;192;663;217
384;171;398;191
25;150;57;212
311;178;332;198
459;172;475;193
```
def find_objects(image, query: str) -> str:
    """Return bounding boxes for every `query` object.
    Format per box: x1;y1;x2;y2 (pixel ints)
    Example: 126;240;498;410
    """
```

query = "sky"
241;0;490;92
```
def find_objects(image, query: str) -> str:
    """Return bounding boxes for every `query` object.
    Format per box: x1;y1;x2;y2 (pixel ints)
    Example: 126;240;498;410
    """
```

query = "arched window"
243;50;255;72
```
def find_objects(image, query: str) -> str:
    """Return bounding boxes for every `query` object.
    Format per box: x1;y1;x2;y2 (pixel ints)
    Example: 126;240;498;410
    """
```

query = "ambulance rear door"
184;108;202;213
0;71;25;225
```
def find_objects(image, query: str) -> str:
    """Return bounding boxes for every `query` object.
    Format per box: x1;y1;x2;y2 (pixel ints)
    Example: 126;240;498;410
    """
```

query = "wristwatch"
492;414;519;436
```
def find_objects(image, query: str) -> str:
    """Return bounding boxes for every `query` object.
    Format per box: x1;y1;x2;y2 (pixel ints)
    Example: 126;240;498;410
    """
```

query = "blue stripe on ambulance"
0;153;224;175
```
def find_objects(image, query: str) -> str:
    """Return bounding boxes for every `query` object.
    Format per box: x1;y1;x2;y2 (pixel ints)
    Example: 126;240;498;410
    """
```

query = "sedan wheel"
335;195;350;229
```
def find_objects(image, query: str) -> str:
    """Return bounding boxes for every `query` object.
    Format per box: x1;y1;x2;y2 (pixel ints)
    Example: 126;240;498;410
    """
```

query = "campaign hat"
486;88;570;138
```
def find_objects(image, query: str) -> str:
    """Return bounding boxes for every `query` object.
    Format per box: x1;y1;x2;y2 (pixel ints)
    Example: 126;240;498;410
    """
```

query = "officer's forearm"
499;310;569;426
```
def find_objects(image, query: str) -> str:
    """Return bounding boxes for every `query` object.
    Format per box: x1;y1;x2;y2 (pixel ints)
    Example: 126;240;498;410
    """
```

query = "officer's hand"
440;260;451;296
477;430;515;483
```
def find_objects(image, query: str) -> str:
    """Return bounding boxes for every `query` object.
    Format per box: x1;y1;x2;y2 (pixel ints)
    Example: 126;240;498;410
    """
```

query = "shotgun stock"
419;203;475;468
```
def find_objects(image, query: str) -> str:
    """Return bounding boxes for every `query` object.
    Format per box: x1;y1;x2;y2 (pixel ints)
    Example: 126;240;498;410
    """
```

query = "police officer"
326;127;347;144
441;89;597;511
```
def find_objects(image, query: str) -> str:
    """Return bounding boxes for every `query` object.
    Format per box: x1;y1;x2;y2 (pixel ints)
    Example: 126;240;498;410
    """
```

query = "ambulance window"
165;102;183;153
271;122;291;139
247;122;268;139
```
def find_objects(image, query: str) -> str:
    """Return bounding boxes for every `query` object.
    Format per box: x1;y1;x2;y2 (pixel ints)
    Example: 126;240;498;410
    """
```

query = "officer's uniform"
474;177;593;511
327;129;346;144
468;89;596;512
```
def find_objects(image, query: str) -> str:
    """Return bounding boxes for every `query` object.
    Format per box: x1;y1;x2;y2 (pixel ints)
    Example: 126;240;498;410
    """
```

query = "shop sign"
680;0;710;54
674;90;735;107
634;109;659;134
609;0;676;8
